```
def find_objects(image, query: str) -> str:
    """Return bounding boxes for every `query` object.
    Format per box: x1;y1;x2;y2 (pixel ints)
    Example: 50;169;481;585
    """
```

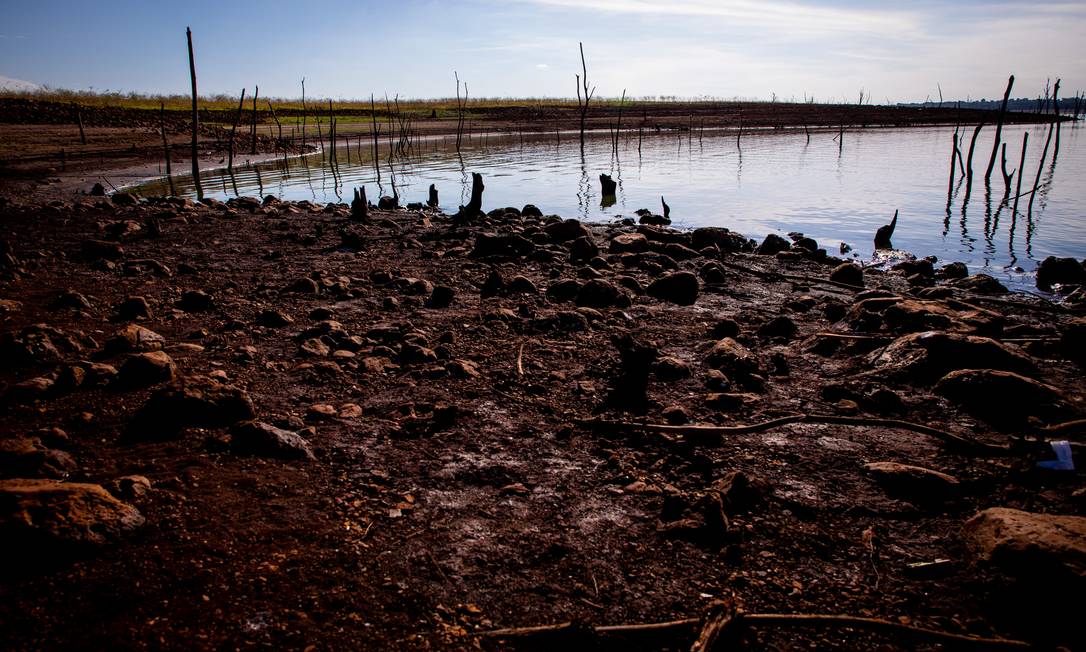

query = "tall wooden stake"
228;88;245;171
1012;132;1028;216
250;85;259;155
186;27;203;199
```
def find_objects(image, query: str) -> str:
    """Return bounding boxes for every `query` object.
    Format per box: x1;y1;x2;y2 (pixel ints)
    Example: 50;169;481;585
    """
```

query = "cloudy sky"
1;0;1083;102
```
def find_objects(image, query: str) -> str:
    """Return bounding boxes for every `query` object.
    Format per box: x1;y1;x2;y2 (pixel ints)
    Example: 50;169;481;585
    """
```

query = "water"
136;122;1086;291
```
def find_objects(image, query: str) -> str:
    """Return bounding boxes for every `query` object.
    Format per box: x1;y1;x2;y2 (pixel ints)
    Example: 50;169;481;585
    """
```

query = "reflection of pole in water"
944;176;963;237
577;150;590;220
982;185;993;250
458;152;468;207
255;165;264;198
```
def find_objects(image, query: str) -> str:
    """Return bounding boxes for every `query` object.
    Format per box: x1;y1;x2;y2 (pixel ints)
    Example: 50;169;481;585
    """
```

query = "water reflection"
136;121;1084;291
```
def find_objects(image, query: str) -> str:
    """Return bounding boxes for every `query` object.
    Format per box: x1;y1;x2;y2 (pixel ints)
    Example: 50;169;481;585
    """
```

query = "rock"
49;291;92;311
546;279;582;303
1037;256;1086;290
106;475;152;500
709;319;741;339
471;232;535;258
338;403;363;419
755;233;790;256
176;290;214;312
128;378;256;439
286;277;320;293
706;338;759;376
81;239;124;261
110;192;138;207
657;491;729;545
4;376;55;405
829;263;864;287
400;277;433;296
1061;318;1086;366
661;405;689;424
653;356;692;381
713;471;767;512
934;369;1075;428
937;261;969;280
757;316;797;339
544;218;591;243
306;403;337;421
870;331;1036;382
963;508;1086;587
522;204;543;217
256;309;294;328
112;296;152;321
952;274;1007;295
792;236;818;253
400;343;439;365
90;183;106;196
705;392;757;411
646;271;699;306
0;438;77;479
102;324;164;355
81;362;118;387
0;479;144;551
507;275;539;294
229;421;315;460
609;233;650;254
568;236;599;262
446;359;480;378
863;462;960;504
575;279;630;309
116;351;176;388
427;285;455;308
298;338;331;357
691;227;749;253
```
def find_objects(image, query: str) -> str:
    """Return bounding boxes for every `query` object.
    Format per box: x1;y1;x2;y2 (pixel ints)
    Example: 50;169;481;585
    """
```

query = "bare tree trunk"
160;102;175;196
370;94;381;185
250;85;259;156
228;88;245;171
576;42;595;150
1052;78;1062;160
1000;142;1013;200
983;75;1014;184
267;100;282;145
1012;132;1028;216
74;103;87;145
300;78;307;150
964;123;984;190
186;27;203;199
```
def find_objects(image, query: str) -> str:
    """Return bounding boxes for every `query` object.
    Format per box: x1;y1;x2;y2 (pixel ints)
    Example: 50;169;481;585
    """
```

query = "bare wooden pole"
1052;78;1062;160
227;88;245;171
300;78;307;149
185;27;203;199
370;93;381;184
1000;142;1013;199
74;103;87;145
984;75;1014;184
267;100;282;145
964;123;984;190
249;85;259;155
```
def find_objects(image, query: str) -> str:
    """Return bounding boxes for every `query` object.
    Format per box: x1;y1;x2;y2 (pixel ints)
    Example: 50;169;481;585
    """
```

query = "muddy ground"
0;177;1084;650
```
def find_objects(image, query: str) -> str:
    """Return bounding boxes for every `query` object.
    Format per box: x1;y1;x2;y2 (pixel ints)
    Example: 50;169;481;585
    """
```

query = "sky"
1;0;1084;103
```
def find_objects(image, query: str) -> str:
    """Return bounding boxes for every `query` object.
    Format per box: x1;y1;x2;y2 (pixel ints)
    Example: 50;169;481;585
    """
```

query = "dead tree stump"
427;184;439;207
351;187;368;222
605;334;659;414
599;173;617;197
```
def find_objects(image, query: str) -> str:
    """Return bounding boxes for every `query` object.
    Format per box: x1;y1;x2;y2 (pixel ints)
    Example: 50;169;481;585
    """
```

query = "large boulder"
544;219;591;243
0;479;144;552
127;377;256;440
869;331;1036;383
0;438;77;479
1036;256;1086;290
934;369;1076;428
691;227;749;253
964;508;1086;588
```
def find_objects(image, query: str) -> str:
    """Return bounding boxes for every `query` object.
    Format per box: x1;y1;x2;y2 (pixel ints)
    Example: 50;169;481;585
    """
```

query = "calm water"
137;122;1085;290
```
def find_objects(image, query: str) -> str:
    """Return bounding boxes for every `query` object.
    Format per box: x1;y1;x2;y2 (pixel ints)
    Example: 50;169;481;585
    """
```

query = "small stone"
1037;256;1086;290
705;392;757;411
937;262;969;280
428;285;455;308
544;218;591;243
4;376;55;405
934;368;1074;428
338;403;363;419
575;279;630;309
128;377;256;440
447;359;481;378
963;508;1086;587
256;309;293;328
298;338;330;357
609;232;649;254
755;233;790;255
508;275;539;294
81;239;124;261
286;277;320;293
757;316;797;339
653;356;692;381
306;403;337;421
106;475;152;500
661;405;689;425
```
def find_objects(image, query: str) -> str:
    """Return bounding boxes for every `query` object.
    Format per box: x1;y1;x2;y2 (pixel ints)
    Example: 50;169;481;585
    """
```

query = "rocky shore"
1;189;1084;649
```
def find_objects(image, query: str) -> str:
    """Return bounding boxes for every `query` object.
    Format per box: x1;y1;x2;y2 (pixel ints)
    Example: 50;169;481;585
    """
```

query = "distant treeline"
902;97;1082;114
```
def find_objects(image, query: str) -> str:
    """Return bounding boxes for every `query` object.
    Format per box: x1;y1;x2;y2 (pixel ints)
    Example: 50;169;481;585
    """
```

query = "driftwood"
580;414;1008;455
185;27;203;199
480;611;1032;649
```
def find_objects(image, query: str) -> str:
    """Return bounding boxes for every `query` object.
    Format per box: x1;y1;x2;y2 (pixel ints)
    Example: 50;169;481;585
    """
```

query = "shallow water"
137;121;1085;291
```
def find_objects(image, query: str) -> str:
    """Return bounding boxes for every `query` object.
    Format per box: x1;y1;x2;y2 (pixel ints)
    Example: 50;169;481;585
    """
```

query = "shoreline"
1;192;1084;648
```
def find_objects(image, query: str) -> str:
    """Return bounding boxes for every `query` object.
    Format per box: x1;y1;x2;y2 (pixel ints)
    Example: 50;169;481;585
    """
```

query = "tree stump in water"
874;210;898;250
427;184;439;208
462;173;485;220
661;196;671;221
351;187;368;222
599;173;617;197
605;334;659;414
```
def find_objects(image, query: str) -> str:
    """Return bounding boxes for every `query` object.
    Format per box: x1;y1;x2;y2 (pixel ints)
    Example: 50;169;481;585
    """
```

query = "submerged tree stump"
874;210;898;250
427;184;439;208
599;173;617;197
351;187;368;222
463;173;484;219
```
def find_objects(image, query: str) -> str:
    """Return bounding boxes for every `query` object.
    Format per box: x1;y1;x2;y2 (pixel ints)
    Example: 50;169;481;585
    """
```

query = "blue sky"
1;0;1083;102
